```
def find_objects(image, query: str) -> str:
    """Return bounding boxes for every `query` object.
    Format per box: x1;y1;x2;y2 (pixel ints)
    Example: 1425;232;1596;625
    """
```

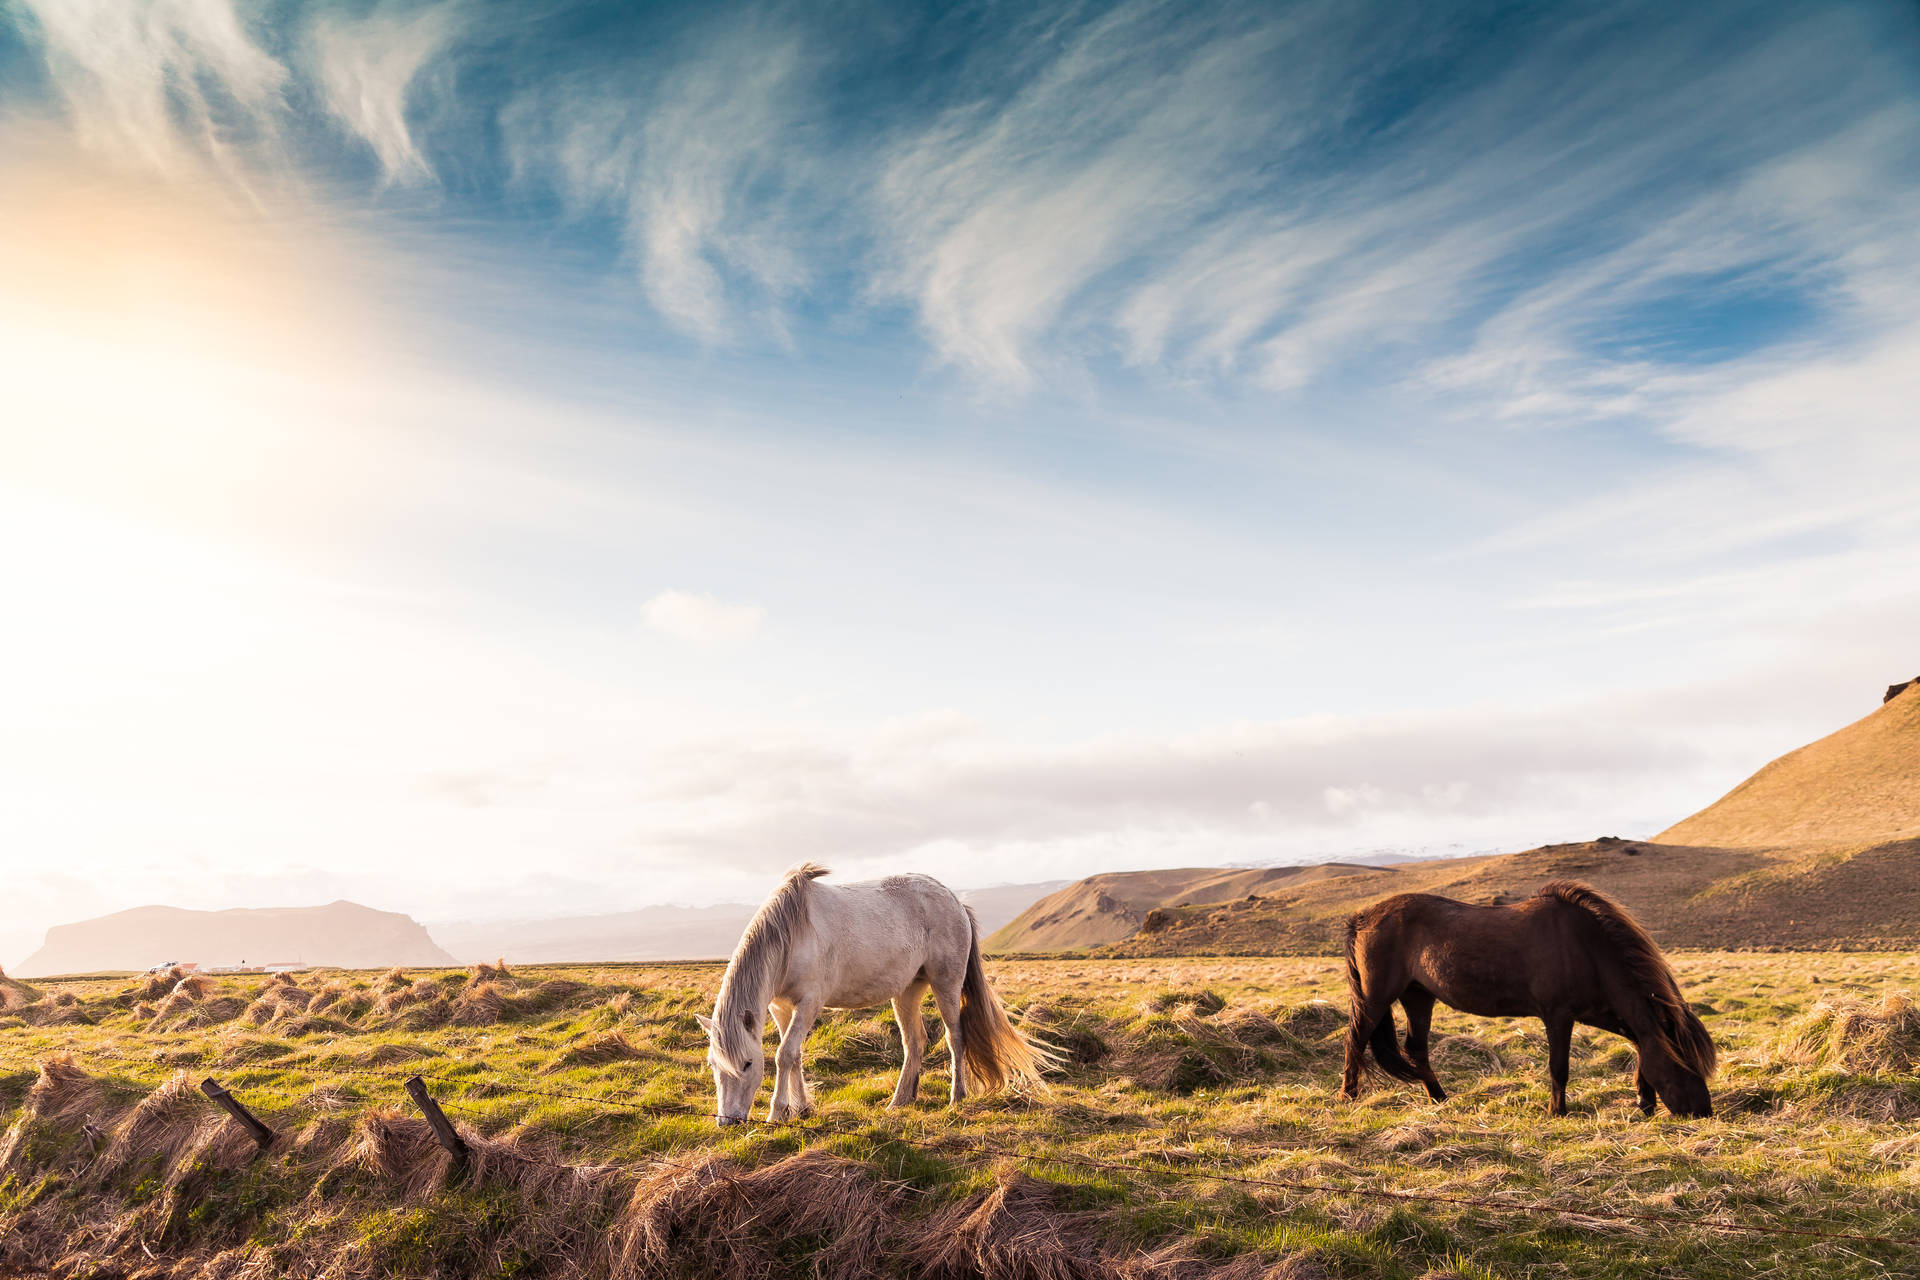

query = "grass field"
2;953;1917;1278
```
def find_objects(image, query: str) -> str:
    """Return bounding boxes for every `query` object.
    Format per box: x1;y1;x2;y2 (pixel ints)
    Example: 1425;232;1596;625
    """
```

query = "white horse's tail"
958;910;1062;1092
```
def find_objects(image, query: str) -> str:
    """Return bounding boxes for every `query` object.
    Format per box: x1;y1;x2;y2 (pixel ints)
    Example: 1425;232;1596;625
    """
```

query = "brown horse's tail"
1344;915;1422;1084
958;909;1061;1092
1539;881;1717;1079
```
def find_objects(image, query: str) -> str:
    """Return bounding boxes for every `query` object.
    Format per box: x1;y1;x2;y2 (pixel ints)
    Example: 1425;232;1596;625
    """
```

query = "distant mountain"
985;864;1380;952
15;901;454;977
430;879;1071;965
1658;679;1920;848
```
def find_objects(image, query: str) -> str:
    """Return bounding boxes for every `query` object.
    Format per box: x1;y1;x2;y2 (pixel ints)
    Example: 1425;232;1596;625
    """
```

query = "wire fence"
4;1039;1917;1255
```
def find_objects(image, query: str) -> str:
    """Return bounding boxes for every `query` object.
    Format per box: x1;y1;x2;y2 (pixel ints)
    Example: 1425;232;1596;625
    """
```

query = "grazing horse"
697;863;1055;1125
1340;882;1716;1117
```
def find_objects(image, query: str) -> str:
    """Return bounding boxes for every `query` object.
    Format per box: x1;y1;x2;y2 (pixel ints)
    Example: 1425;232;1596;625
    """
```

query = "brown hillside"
1658;681;1920;848
984;863;1379;951
1095;836;1920;955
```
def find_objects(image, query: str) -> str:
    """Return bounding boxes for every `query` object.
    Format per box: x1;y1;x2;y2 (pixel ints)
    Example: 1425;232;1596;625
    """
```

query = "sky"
2;0;1918;964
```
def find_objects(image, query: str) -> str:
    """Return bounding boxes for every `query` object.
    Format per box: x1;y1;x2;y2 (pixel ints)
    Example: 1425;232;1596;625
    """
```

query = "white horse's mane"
713;862;828;1060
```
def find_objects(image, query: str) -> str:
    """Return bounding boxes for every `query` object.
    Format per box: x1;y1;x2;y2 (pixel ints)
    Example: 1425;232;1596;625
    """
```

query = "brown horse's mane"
1536;881;1717;1078
713;863;830;1060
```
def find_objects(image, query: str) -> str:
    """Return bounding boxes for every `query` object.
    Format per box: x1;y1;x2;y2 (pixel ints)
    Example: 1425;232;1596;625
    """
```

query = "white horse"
696;863;1055;1124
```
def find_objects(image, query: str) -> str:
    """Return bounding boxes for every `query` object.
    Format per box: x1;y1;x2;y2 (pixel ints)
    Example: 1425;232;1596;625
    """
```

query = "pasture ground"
1;953;1917;1278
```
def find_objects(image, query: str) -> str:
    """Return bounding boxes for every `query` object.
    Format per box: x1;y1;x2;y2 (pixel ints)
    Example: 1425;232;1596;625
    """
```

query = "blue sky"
2;0;1918;960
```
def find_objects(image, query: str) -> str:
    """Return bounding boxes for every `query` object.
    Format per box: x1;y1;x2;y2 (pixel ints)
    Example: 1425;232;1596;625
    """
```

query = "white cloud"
18;0;286;179
500;23;817;343
642;589;766;644
309;1;463;184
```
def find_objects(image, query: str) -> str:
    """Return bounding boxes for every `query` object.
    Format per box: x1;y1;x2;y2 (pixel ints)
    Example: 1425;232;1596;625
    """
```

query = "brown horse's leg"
1635;1059;1658;1116
1544;1016;1573;1116
1399;988;1447;1102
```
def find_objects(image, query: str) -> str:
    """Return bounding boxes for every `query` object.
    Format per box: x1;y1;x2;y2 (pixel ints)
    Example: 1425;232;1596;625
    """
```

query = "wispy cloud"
16;0;286;179
308;1;463;185
500;20;820;342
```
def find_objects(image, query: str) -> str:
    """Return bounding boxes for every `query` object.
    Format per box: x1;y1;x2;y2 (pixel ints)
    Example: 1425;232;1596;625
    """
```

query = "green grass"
1;953;1917;1277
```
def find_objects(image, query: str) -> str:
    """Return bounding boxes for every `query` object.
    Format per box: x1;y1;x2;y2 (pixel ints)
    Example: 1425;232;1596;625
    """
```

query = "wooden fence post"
200;1078;275;1152
404;1075;471;1165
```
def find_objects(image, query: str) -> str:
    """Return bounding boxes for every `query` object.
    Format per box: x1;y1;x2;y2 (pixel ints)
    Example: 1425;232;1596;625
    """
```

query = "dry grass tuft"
907;1166;1107;1280
1116;1242;1332;1279
450;980;507;1027
516;978;592;1015
98;1071;207;1177
546;1031;649;1073
172;972;213;1000
306;979;369;1019
19;1054;106;1131
337;1106;448;1193
139;966;189;1001
620;1150;901;1280
354;1041;443;1067
1149;988;1228;1016
0;968;40;1013
244;983;315;1027
374;978;451;1029
1271;1000;1346;1041
149;989;245;1031
1776;992;1920;1073
469;959;513;985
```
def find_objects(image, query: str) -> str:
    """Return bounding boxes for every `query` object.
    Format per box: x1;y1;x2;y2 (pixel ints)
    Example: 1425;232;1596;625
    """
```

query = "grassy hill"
1659;679;1920;848
1092;836;1920;955
2;955;1917;1278
984;864;1381;951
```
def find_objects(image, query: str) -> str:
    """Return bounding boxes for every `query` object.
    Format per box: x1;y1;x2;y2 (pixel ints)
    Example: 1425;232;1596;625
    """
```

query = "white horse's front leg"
770;998;821;1121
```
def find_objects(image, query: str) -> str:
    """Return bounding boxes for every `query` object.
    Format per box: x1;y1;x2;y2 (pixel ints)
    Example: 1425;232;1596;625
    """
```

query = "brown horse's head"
1642;1042;1714;1118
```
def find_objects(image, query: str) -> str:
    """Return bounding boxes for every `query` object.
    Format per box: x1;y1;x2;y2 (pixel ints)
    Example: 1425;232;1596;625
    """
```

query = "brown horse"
1340;882;1716;1117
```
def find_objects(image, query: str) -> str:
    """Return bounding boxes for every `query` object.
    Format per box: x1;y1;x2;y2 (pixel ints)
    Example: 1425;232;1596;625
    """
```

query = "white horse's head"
695;1008;764;1125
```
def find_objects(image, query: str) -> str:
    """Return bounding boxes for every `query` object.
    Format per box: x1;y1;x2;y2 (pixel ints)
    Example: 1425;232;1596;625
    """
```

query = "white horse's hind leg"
770;998;821;1122
930;979;968;1105
889;982;930;1107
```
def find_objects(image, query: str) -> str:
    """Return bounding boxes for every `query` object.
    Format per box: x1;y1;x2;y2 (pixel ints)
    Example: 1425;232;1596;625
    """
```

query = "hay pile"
451;979;508;1027
546;1032;650;1073
148;973;245;1031
140;965;191;1001
245;973;318;1027
13;987;94;1028
0;965;41;1014
1107;997;1338;1095
1777;992;1920;1073
373;975;451;1029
